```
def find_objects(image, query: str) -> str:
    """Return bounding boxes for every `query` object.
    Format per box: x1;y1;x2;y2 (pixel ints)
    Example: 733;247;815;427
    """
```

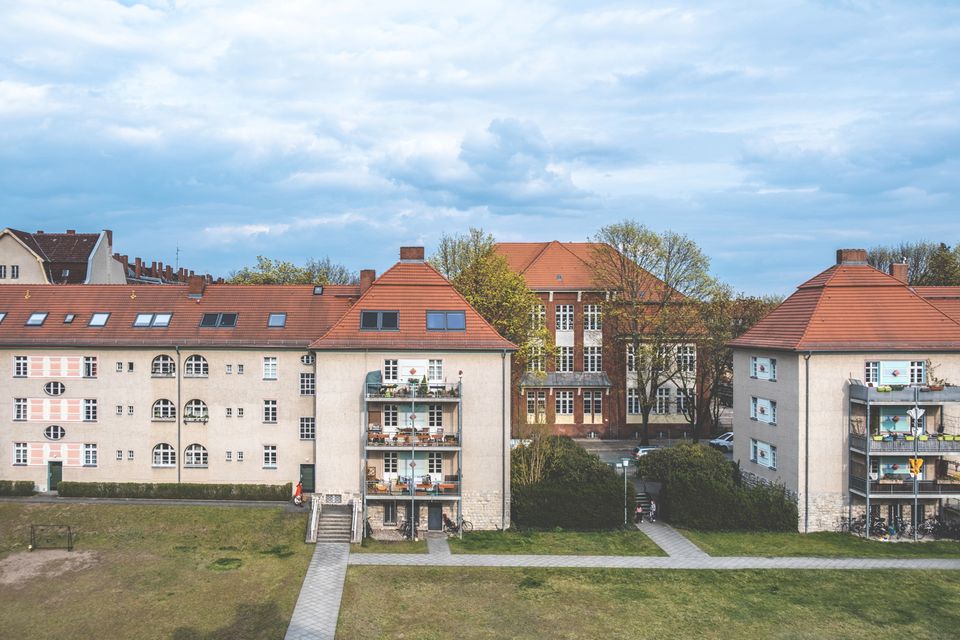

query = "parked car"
709;432;734;452
633;445;660;459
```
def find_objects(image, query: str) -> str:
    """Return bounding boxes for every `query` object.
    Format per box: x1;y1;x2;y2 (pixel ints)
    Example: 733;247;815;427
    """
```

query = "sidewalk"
285;543;350;640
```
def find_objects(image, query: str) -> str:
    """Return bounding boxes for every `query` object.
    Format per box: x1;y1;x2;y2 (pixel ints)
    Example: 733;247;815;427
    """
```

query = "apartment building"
496;241;693;439
730;249;960;532
0;247;514;532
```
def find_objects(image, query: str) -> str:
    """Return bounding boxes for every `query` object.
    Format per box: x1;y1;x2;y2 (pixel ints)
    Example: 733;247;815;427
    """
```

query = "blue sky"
2;1;959;295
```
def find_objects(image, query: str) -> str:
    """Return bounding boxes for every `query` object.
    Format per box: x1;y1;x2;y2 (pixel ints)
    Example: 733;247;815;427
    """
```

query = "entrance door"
428;503;443;531
299;464;315;493
48;462;63;492
584;391;602;424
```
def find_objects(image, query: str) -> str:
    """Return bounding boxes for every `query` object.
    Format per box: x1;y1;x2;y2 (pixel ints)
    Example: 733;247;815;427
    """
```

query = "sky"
2;0;959;295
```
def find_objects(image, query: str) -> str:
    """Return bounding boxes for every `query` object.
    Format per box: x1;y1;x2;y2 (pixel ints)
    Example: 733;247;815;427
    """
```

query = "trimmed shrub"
636;443;797;531
57;482;292;501
511;436;633;530
0;480;36;496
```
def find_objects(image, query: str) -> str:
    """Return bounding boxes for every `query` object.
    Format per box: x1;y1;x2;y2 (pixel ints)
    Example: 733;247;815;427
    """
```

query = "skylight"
64;314;75;324
199;313;238;328
360;310;399;331
0;312;6;324
267;313;287;328
133;314;153;327
153;313;172;327
26;312;48;326
89;313;110;327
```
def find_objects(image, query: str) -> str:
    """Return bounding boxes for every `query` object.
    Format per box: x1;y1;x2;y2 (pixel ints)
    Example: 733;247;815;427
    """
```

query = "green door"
48;462;63;492
299;464;315;493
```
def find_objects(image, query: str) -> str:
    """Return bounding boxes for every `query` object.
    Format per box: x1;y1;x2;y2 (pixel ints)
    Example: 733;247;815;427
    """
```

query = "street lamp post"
618;458;632;525
908;388;925;542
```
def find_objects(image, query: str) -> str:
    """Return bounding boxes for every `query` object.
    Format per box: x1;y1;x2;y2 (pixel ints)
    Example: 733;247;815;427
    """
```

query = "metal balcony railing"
365;382;461;401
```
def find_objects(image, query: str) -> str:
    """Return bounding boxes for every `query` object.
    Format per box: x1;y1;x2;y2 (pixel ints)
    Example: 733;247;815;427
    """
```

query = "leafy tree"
229;255;357;285
867;241;942;285
591;221;715;443
431;228;496;280
921;243;960;286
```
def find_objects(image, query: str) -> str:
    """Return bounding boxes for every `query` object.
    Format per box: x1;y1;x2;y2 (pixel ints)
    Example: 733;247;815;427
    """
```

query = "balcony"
367;429;459;447
365;382;461;402
850;474;960;496
850;432;960;454
365;479;461;497
850;383;960;404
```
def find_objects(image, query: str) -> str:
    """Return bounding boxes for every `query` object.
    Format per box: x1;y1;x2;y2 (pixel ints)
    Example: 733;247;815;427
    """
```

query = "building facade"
0;247;513;532
730;249;960;532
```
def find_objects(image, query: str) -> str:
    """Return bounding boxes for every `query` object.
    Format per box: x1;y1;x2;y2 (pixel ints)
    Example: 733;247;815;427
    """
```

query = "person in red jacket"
294;481;304;506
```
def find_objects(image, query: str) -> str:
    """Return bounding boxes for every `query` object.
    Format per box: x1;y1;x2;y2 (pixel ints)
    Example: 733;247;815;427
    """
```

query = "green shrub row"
0;480;36;496
636;443;797;531
57;481;292;501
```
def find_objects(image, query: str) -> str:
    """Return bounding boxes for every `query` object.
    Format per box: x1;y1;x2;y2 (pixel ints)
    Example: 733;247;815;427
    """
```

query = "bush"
511;436;632;530
57;482;292;501
0;480;36;496
636;443;797;531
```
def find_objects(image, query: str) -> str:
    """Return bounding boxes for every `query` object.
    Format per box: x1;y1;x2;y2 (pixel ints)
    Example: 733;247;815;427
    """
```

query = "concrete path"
636;519;709;559
426;533;451;557
285;543;350;640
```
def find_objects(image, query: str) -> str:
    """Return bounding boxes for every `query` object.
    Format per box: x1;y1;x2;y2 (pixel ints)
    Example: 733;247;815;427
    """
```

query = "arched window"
151;355;176;377
44;425;65;440
184;444;208;467
152;443;176;467
184;355;208;377
152;399;176;420
44;381;66;396
184;399;208;422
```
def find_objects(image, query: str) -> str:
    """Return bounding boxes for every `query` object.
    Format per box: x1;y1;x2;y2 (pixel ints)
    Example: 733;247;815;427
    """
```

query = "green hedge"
57;481;292;501
511;436;632;530
0;480;36;496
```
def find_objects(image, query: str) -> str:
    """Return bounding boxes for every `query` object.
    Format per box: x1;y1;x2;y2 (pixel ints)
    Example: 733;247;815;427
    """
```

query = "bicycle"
396;518;418;539
441;514;473;534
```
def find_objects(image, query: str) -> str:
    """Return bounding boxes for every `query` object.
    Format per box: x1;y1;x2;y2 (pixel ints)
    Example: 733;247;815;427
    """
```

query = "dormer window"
200;313;238;328
267;313;287;328
89;313;110;327
426;311;466;331
360;310;399;331
26;312;48;326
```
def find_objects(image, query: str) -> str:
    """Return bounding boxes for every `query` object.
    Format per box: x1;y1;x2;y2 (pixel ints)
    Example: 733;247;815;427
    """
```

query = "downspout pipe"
176;345;182;484
501;349;507;530
803;351;811;533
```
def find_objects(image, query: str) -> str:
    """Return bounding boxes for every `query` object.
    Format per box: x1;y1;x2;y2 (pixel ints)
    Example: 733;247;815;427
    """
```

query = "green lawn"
0;503;311;640
353;537;427;553
678;529;960;558
448;529;665;555
339;567;960;639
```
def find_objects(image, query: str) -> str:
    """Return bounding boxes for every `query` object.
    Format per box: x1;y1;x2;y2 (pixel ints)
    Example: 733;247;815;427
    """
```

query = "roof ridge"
519;242;553;275
794;285;828;350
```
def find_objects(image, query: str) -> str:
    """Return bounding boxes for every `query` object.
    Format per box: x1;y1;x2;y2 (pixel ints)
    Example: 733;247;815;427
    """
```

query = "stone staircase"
315;504;353;543
636;491;652;511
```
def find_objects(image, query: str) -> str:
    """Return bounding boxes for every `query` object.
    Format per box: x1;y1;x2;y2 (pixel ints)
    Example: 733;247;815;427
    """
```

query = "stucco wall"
85;234;127;284
0;234;47;283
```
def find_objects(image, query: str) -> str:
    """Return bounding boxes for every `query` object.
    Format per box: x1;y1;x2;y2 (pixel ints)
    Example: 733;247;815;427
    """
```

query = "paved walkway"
637;519;709;559
285;543;350;640
426;532;451;557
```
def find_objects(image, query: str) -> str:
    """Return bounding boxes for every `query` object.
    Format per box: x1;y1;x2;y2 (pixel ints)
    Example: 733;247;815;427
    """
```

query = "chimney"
889;262;909;284
135;258;142;278
400;246;425;261
66;229;76;235
360;269;376;294
36;230;44;235
836;248;868;265
187;275;206;297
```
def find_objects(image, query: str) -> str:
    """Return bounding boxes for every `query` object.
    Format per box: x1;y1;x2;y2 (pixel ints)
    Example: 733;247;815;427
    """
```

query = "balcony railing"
365;479;461;496
850;383;960;404
365;382;461;401
366;430;459;447
850;474;960;496
850;432;960;454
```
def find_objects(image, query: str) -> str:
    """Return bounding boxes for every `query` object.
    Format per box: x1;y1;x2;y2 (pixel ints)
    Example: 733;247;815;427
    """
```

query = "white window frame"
384;359;398;383
263;356;278;380
750;396;778;425
555;390;573;415
676;345;696;373
263;445;278;469
428;404;443;428
655;387;671;414
384;451;398;474
626;388;640;415
44;381;65;396
14;442;28;465
584;346;602;372
676;388;690;415
584;390;602;417
865;361;879;385
557;346;574;373
526;390;546;422
152;443;176;467
626;345;636;373
83;399;98;422
583;304;601;331
184;355;208;377
152;399;176;421
184;399;208;421
910;360;926;384
14;397;27;421
299;417;316;440
428;452;442;474
263;399;278;424
531;304;546;330
89;313;110;327
428;359;443;383
555;304;574;331
10;265;18;279
226;407;233;418
750;439;777;470
301;354;315;365
44;425;66;440
83;443;98;467
151;355;176;377
527;344;545;373
83;356;97;378
300;372;316;396
14;355;27;377
750;356;777;381
383;404;398;428
184;444;208;468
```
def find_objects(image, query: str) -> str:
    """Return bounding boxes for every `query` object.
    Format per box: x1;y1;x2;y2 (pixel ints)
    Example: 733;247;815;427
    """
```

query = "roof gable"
495;241;599;290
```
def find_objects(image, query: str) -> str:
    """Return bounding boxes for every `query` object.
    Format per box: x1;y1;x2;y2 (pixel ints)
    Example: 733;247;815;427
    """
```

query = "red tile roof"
310;261;516;351
0;284;359;347
495;241;600;290
730;265;960;352
7;229;102;284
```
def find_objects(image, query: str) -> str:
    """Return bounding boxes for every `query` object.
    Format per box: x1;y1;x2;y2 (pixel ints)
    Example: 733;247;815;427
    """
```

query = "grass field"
353;537;427;553
0;503;310;640
338;566;960;639
678;530;960;558
448;529;665;555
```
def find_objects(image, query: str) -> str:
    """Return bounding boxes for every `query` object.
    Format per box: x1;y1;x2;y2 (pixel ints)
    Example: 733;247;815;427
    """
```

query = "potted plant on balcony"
925;360;946;391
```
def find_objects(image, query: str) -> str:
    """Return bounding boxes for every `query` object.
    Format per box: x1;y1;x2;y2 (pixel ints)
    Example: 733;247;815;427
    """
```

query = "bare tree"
866;242;939;284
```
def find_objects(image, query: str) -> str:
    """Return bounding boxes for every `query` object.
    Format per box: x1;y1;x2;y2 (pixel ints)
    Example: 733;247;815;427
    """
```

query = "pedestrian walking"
634;503;643;523
649;499;657;523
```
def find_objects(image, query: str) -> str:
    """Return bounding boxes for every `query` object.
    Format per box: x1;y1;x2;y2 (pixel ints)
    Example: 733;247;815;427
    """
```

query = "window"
556;346;574;373
14;398;27;421
267;313;287;328
153;443;176;467
584;391;602;417
526;390;546;423
910;360;926;384
10;265;17;279
300;373;315;395
134;313;173;327
676;388;691;414
426;310;466;331
555;305;574;331
531;304;545;329
84;399;98;422
184;444;208;468
584;304;601;331
116;449;123;461
237;451;244;462
626;345;636;373
527;344;545;373
750;397;777;425
14;443;28;465
128;405;134;415
127;362;134;372
199;312;238;328
88;313;110;327
300;417;316;440
128;450;134;460
301;354;315;365
0;312;6;324
384;451;398;474
428;452;442;474
750;439;777;470
864;361;879;384
237;408;244;418
655;387;671;414
428;359;443;383
627;387;640;415
383;501;397;525
226;408;232;418
83;356;97;378
556;390;574;415
26;312;48;326
44;425;65;440
263;445;277;468
44;381;65;396
263;357;278;380
153;313;172;327
151;355;175;377
676;345;696;373
184;355;208;377
429;404;443;428
226;451;233;462
360;310;399;331
750;356;777;381
226;364;232;374
14;355;27;377
263;400;277;423
383;405;398;428
0;265;5;278
64;313;75;324
237;364;244;375
133;314;153;327
152;399;176;420
116;405;123;416
83;444;98;467
116;361;123;372
384;359;398;382
184;399;208;422
584;346;602;372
